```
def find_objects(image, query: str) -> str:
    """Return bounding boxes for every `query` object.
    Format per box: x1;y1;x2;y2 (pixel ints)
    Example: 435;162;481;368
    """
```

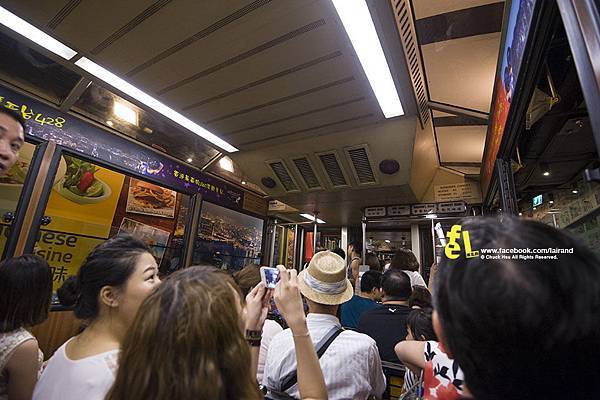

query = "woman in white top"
388;248;427;287
0;255;52;400
33;235;161;400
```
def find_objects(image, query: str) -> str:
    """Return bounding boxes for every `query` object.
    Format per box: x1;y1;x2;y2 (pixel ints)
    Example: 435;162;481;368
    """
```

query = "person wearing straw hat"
263;251;386;400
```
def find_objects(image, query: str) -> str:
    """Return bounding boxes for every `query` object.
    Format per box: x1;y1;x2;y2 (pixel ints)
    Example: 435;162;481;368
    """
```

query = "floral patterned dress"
423;341;465;400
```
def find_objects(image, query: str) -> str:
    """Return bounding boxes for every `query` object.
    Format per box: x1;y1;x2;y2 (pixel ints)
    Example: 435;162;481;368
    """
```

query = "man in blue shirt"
340;270;382;329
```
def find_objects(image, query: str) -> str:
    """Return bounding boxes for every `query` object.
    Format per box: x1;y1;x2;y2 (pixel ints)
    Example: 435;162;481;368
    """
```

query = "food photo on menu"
126;178;177;218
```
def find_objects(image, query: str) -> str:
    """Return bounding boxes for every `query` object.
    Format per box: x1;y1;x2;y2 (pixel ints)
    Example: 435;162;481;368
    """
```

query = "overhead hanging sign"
481;0;538;195
0;85;245;210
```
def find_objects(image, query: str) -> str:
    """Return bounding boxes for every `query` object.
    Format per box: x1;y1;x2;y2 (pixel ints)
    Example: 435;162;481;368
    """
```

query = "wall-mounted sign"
437;201;467;213
434;182;482;203
0;85;246;210
387;205;410;216
411;203;437;215
268;200;287;211
364;206;386;217
533;194;543;207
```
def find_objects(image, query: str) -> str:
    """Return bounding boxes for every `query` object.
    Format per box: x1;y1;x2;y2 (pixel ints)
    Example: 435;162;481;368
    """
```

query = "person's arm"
351;259;360;286
394;341;426;375
274;265;328;400
427;263;438;292
244;282;272;381
6;339;40;400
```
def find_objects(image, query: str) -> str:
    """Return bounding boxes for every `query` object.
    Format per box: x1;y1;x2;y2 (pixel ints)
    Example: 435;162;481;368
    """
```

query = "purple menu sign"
1;85;244;209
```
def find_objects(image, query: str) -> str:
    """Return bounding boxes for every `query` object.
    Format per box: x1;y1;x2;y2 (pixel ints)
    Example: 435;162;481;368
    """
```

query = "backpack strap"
278;326;344;393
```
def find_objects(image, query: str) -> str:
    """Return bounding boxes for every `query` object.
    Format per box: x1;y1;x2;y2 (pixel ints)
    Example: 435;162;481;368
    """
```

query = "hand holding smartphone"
260;266;281;289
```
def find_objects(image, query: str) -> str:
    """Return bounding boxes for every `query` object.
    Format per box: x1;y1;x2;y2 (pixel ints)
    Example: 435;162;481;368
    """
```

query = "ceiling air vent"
345;145;378;185
291;156;322;190
267;160;299;192
316;151;350;188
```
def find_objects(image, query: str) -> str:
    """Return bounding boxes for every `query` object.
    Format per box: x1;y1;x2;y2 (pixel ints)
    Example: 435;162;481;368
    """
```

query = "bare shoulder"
6;338;39;368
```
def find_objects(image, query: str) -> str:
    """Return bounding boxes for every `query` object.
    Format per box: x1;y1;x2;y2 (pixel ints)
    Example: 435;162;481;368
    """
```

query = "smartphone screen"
260;267;280;289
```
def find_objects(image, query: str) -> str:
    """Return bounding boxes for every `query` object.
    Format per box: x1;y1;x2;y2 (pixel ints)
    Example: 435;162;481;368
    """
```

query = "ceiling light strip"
0;6;77;59
300;213;326;224
331;0;404;118
75;57;238;153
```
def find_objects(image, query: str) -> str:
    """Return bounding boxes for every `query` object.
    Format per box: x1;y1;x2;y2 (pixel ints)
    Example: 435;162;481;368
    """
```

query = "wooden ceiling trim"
182;50;343;110
205;76;355;124
126;0;272;77
156;19;327;95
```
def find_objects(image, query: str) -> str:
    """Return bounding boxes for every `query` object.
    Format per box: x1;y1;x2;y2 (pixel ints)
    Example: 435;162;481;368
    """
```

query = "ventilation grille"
391;0;430;128
268;161;298;192
345;146;377;185
317;152;348;187
292;157;322;189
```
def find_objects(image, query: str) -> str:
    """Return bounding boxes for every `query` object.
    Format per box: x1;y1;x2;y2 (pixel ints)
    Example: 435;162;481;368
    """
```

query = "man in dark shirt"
340;270;382;329
357;269;412;363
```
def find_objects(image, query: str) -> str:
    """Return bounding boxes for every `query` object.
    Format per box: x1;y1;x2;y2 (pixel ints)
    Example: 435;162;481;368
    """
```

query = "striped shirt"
263;313;386;400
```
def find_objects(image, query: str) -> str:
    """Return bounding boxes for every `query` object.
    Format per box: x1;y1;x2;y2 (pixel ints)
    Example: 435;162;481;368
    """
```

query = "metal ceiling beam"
427;100;489;120
59;77;91;112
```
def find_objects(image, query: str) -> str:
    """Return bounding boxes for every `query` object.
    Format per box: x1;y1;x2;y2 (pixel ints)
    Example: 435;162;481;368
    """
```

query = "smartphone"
260;266;280;289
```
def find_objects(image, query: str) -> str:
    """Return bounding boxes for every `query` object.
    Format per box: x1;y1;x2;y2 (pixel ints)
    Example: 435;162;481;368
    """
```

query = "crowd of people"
2;108;600;399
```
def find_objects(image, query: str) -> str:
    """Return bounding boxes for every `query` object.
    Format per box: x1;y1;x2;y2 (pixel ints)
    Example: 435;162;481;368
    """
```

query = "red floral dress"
423;341;464;400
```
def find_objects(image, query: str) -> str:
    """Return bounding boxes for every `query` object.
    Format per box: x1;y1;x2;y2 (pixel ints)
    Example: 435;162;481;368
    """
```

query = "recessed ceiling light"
543;171;550;176
0;6;77;60
143;127;153;134
106;120;114;127
241;181;246;185
113;100;138;126
572;189;579;194
219;156;234;173
331;0;404;118
300;213;326;224
186;157;193;163
519;212;523;216
74;57;238;153
385;239;391;243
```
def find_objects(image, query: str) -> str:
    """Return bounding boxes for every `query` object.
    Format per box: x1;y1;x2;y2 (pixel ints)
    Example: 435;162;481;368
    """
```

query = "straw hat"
298;251;354;305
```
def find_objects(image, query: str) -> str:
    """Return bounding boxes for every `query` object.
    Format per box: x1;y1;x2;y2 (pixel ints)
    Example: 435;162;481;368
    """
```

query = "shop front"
0;84;267;355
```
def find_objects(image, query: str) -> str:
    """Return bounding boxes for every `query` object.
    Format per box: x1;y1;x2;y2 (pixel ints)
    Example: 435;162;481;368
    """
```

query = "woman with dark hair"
0;255;52;400
33;235;161;400
408;285;432;309
389;249;426;287
106;265;327;400
397;308;438;397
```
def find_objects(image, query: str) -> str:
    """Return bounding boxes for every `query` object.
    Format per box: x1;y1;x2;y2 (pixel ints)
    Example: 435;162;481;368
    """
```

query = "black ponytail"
74;234;150;320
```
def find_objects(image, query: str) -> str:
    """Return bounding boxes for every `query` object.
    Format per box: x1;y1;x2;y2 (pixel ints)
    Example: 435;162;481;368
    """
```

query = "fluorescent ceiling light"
331;0;404;118
385;239;391;243
424;214;438;219
300;213;326;224
219;156;234;173
75;57;238;153
113;101;138;126
0;6;77;60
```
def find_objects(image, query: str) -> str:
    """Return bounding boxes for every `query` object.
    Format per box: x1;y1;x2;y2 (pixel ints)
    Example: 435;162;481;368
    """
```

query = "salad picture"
55;156;111;204
62;156;104;197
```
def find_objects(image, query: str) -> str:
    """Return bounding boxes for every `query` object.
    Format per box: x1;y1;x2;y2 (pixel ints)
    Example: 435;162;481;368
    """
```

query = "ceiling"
0;0;506;225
